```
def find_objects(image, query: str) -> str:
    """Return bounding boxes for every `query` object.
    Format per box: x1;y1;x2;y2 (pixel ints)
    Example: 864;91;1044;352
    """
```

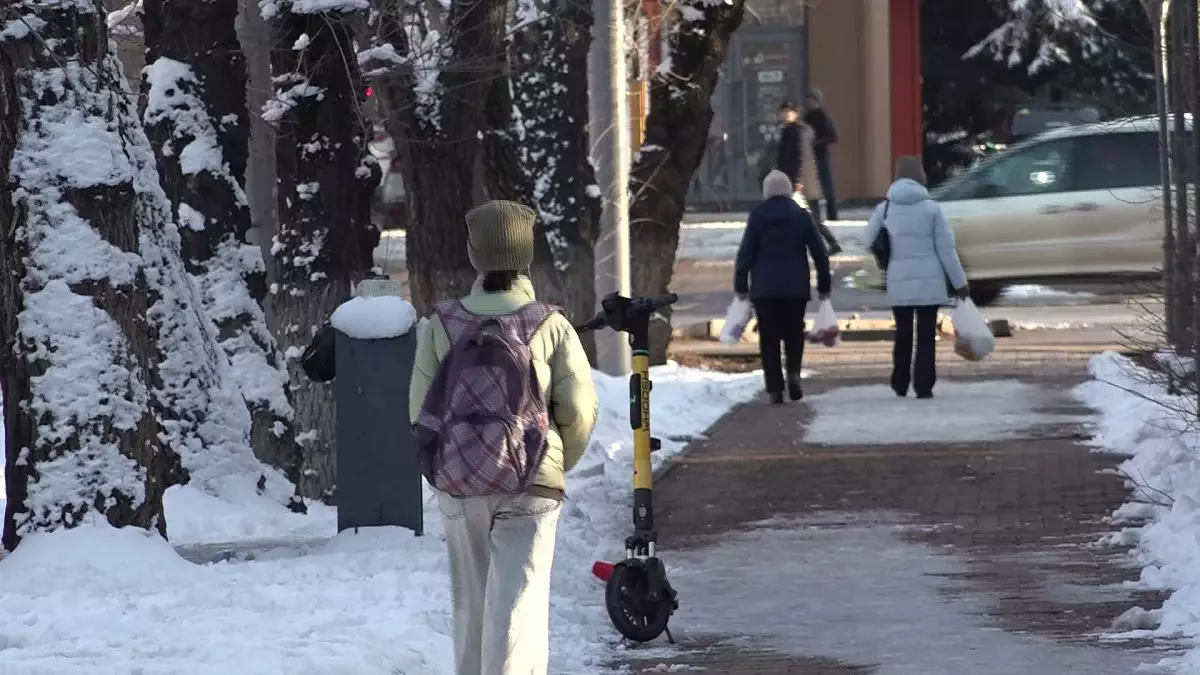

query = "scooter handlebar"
572;293;679;333
576;314;607;333
647;293;679;312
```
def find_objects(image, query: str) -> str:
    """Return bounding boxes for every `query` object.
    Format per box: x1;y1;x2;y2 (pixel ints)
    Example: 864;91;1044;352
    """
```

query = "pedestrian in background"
409;200;600;675
862;156;970;400
775;100;843;256
735;170;833;404
803;88;840;224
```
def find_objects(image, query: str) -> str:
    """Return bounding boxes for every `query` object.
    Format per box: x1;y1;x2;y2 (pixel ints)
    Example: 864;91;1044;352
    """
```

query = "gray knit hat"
762;170;794;199
894;155;927;186
465;200;537;273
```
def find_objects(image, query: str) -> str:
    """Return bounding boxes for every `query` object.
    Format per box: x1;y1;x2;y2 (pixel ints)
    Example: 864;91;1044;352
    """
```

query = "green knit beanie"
465;200;537;273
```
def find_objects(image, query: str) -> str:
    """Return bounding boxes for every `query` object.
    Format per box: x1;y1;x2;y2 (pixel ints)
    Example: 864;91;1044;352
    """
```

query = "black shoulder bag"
869;199;891;270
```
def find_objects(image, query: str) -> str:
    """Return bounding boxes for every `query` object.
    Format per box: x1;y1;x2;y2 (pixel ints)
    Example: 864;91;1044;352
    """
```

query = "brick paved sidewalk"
610;376;1175;674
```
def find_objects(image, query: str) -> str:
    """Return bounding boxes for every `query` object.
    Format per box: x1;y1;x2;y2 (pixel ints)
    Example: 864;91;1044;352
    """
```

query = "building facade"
686;0;921;208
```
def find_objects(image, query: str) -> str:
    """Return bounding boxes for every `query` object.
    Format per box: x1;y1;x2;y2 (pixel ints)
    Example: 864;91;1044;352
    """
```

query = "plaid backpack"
414;300;560;496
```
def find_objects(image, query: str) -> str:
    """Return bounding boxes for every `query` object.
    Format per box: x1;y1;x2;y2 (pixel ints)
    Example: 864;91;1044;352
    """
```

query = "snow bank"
330;295;418;340
0;364;761;674
1076;352;1200;672
1002;284;1095;300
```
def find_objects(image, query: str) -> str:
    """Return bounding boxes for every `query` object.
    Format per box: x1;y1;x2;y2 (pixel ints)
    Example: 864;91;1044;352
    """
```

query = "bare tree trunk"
1151;0;1177;351
141;0;305;512
478;67;572;315
507;0;602;355
1170;0;1194;352
237;0;278;262
264;0;380;501
628;0;745;364
1;0;198;549
0;2;169;549
1185;0;1200;404
366;0;509;314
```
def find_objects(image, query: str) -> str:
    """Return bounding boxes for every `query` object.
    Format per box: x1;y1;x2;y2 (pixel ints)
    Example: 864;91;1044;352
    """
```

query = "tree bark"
1169;0;1193;352
366;0;510;315
0;0;168;549
142;0;305;512
628;0;745;364
1148;0;1176;350
479;67;570;311
264;0;380;501
508;0;602;356
236;0;278;263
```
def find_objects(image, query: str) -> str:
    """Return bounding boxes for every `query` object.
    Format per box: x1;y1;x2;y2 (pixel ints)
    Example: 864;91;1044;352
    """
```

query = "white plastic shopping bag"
952;299;995;361
807;299;840;347
720;297;754;344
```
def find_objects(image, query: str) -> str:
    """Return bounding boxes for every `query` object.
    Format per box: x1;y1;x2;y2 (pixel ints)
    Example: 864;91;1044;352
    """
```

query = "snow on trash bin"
330;279;418;340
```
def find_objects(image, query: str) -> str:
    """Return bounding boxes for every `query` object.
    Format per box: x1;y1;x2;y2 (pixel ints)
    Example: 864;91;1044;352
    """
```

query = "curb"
672;316;1014;344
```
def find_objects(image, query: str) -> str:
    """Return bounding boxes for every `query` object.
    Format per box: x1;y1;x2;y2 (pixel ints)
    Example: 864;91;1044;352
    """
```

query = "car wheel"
969;282;1004;307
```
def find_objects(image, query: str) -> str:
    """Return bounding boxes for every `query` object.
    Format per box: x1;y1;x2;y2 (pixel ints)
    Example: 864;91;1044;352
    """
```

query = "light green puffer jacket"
408;276;600;492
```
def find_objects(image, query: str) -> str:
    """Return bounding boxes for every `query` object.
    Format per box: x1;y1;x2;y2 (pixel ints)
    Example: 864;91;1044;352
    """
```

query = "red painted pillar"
890;0;922;164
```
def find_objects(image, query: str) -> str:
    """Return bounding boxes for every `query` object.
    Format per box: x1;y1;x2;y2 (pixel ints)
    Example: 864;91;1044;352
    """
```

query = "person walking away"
775;101;843;256
861;156;970;399
409;200;600;675
803;88;840;223
735;169;833;404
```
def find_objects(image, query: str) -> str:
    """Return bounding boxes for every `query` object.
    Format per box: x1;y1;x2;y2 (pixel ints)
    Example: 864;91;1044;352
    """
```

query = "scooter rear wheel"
604;560;674;642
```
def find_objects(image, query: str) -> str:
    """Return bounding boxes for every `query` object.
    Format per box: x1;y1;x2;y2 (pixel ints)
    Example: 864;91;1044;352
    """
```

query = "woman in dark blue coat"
734;170;832;404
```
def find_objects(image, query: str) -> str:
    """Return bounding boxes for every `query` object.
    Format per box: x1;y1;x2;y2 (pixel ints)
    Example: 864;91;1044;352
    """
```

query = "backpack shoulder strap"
433;300;480;346
510;302;563;344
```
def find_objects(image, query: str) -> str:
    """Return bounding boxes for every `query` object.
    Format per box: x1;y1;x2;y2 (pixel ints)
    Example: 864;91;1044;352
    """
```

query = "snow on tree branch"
360;0;449;133
106;0;143;36
966;0;1103;74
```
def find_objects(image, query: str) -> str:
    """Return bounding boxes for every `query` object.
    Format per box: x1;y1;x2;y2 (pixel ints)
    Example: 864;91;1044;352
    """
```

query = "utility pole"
589;0;632;376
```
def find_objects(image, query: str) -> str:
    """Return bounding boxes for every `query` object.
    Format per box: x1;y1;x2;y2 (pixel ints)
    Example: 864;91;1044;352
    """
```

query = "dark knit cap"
465;200;537;273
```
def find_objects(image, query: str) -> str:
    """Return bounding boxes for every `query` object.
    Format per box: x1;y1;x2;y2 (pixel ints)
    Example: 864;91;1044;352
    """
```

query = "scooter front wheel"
604;558;676;642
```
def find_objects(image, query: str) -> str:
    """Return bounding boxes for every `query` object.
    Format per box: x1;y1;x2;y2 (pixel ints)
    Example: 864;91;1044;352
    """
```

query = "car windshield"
930;131;1078;200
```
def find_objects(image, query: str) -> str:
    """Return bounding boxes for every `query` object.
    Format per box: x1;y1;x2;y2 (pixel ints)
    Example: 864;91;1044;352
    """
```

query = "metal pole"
590;0;632;376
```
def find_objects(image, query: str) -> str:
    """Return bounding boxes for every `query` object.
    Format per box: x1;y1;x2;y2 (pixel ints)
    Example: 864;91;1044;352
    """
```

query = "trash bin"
329;278;423;535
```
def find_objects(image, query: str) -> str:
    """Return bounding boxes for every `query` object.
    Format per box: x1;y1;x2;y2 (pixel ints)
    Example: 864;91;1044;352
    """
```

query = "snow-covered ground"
804;380;1085;445
644;513;1161;675
0;365;760;674
1077;352;1200;673
373;220;870;268
1003;284;1095;300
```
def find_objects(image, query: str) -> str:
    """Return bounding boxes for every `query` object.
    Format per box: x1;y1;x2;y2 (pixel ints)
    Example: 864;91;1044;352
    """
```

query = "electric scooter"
576;291;680;644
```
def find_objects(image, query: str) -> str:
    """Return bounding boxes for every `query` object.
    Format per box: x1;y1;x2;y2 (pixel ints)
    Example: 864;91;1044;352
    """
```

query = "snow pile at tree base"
330;295;418;340
0;364;761;674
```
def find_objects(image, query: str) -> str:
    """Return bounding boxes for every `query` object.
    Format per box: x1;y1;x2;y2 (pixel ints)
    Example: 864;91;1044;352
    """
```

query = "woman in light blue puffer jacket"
861;156;970;399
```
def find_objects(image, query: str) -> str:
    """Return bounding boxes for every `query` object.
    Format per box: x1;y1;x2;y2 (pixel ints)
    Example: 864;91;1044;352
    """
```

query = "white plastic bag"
952;299;995;361
720;297;754;344
807;299;840;347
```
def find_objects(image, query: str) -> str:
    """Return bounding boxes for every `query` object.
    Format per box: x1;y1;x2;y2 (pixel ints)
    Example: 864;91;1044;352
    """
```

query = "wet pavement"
611;374;1177;674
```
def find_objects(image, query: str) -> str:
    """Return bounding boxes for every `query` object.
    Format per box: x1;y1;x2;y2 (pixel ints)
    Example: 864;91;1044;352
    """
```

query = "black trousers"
811;211;840;251
809;154;839;222
892;306;940;396
753;298;808;393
